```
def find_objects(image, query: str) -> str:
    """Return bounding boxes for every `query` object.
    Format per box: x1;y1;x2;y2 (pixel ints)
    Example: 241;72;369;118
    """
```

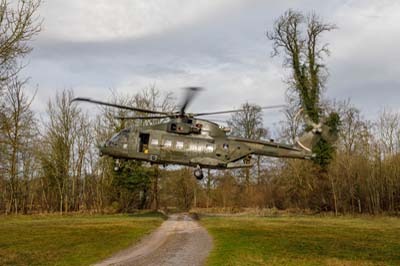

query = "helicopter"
72;87;336;180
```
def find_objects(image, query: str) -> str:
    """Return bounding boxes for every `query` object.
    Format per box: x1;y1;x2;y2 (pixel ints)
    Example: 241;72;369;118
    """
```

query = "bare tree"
0;0;42;85
278;93;302;144
228;102;266;140
377;109;400;157
228;102;268;186
39;90;83;213
0;78;36;214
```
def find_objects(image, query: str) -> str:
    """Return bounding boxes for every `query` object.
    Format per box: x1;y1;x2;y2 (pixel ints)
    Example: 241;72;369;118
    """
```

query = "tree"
39;90;85;213
279;94;302;144
0;0;41;214
228;102;268;186
0;0;41;85
163;168;197;211
0;78;37;214
228;102;266;140
267;9;339;167
112;162;154;211
377;109;400;157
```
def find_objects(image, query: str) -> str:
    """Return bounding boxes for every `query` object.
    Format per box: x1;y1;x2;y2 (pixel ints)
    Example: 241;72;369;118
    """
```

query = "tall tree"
0;0;41;214
39;90;84;213
267;9;339;167
377;109;400;157
228;102;268;185
0;79;36;214
0;0;41;85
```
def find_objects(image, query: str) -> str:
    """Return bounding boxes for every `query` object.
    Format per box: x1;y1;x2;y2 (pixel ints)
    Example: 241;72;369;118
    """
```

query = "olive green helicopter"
72;87;335;180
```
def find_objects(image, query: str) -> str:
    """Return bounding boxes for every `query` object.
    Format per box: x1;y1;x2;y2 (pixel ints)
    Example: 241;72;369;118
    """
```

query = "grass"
0;212;165;266
2;212;399;266
201;215;400;266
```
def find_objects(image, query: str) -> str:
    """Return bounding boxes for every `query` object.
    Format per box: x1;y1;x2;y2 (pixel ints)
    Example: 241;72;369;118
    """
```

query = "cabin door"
138;133;150;153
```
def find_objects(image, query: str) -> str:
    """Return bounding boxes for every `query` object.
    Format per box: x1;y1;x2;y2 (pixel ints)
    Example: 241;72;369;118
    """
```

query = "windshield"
110;132;121;142
108;129;130;146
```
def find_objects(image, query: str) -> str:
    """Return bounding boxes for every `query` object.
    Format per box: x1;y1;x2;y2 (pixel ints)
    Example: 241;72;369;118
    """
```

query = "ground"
1;213;400;266
201;215;400;266
95;213;212;266
0;212;164;266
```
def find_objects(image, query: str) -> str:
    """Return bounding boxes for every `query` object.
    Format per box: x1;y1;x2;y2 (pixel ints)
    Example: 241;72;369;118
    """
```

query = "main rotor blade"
180;87;203;115
71;97;168;115
193;104;287;116
114;115;170;120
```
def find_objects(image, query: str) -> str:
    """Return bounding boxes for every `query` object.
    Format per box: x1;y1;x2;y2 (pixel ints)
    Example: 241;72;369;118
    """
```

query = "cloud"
325;0;400;116
39;0;244;41
20;0;400;132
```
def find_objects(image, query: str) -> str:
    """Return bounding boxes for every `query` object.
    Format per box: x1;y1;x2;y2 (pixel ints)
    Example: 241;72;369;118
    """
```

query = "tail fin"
296;131;321;152
295;111;339;153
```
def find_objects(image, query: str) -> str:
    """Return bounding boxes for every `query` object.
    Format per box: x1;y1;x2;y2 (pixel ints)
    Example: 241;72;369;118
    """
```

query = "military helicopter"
72;87;335;180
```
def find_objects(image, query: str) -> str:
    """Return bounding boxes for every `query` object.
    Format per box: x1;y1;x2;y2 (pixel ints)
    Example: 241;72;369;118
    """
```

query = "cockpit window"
109;130;129;145
170;123;177;131
110;132;121;142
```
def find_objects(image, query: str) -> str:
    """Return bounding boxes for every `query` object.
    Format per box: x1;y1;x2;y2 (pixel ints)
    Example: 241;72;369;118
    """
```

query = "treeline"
1;84;400;215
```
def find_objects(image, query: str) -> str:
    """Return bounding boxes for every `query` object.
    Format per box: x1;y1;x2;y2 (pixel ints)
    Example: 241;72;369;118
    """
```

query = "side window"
206;144;214;152
189;142;211;152
164;139;172;148
151;139;159;146
199;143;206;152
189;143;198;152
176;141;184;150
189;143;202;152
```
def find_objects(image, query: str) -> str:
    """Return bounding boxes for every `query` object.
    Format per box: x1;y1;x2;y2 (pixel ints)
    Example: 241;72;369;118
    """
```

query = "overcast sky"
22;0;400;136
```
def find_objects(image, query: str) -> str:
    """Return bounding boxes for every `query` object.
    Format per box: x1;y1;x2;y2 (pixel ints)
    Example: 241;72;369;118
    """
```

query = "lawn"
0;212;165;266
201;215;400;266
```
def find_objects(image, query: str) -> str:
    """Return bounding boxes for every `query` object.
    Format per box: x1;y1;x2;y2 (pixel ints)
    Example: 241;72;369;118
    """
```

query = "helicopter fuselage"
100;118;312;169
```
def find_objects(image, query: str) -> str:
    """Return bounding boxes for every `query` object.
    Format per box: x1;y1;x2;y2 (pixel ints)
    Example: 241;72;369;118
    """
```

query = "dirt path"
94;213;213;266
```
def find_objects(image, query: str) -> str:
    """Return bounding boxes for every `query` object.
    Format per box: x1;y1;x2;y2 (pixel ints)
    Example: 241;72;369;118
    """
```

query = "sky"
21;0;400;137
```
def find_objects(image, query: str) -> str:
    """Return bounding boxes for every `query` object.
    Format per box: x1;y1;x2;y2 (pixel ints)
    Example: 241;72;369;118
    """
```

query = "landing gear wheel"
194;168;204;180
114;159;121;171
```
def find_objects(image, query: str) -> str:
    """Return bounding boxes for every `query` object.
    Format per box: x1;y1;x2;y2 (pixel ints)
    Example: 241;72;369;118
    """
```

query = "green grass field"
0;212;165;266
201;215;400;266
2;213;400;266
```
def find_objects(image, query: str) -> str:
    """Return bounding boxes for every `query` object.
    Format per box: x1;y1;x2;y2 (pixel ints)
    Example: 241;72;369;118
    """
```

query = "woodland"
1;1;400;216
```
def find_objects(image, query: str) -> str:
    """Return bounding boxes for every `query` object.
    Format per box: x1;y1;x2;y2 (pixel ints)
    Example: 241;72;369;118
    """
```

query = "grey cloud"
20;0;400;133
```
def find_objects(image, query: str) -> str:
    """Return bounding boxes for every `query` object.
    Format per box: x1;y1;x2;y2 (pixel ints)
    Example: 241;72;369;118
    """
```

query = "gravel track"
94;213;213;266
